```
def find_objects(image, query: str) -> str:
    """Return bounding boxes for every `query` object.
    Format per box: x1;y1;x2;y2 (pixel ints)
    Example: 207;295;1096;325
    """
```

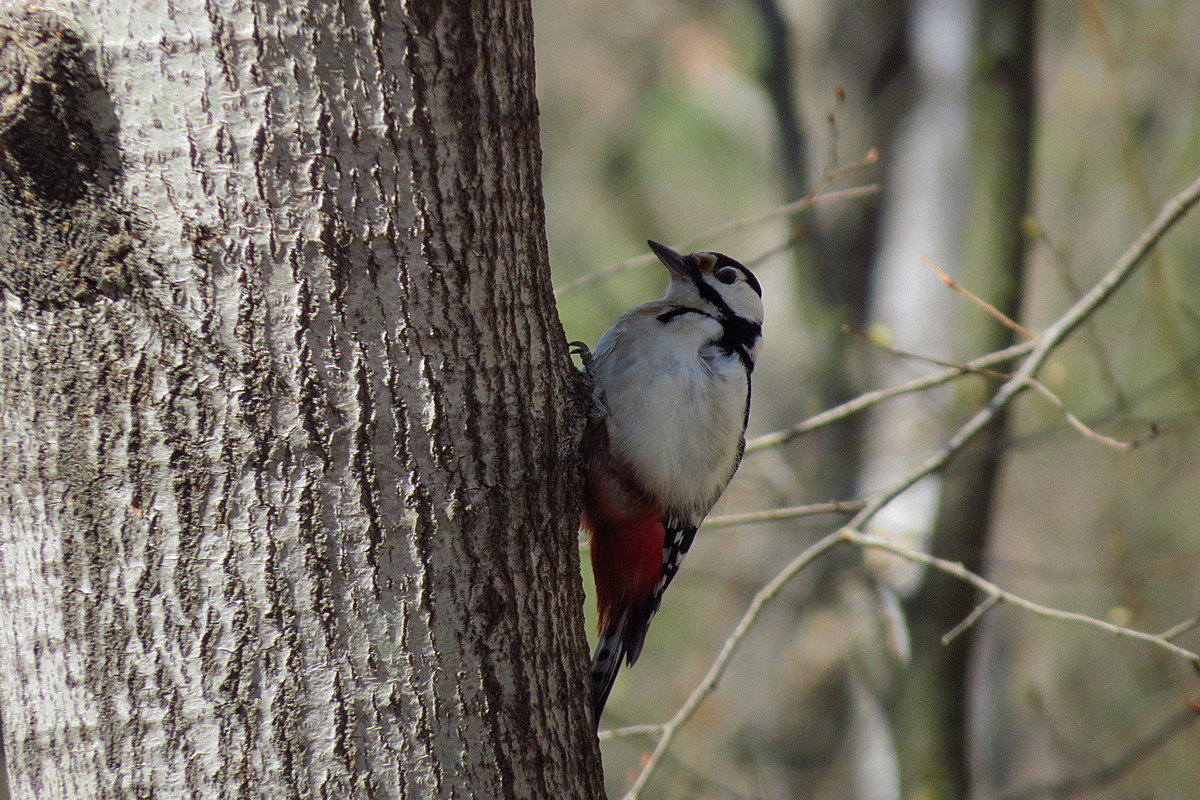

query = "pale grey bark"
0;2;604;799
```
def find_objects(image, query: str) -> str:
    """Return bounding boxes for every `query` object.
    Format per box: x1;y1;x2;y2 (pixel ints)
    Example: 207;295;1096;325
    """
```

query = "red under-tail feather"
583;477;665;721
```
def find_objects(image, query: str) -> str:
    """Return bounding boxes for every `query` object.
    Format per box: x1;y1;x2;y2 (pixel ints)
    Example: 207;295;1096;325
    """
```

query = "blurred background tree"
539;1;1200;798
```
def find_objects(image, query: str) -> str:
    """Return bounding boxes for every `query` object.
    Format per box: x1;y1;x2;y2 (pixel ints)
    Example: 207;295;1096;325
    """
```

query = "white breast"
592;305;749;521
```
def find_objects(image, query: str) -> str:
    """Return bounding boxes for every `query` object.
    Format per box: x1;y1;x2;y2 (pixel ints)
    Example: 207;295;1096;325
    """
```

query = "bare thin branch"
611;176;1200;798
744;234;804;269
842;530;1200;665
1160;614;1200;642
619;523;1200;799
553;180;880;297
1024;378;1157;451
746;341;1037;454
681;184;882;252
942;595;1003;645
553;253;659;299
821;147;880;184
844;325;1012;379
848;173;1200;530
921;254;1037;339
990;706;1199;800
704;500;865;529
1024;216;1129;408
597;723;666;742
620;531;846;800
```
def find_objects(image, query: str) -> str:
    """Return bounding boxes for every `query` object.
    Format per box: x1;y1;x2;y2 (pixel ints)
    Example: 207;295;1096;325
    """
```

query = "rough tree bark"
0;2;605;799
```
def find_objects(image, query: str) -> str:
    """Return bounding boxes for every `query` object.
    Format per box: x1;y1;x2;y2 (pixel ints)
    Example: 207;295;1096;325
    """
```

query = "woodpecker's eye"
715;268;738;285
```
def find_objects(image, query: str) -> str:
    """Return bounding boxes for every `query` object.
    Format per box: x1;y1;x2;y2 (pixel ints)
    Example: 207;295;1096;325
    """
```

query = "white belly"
592;308;749;520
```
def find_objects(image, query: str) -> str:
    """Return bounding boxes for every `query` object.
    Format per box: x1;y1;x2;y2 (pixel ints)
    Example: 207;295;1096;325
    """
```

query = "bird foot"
568;341;607;418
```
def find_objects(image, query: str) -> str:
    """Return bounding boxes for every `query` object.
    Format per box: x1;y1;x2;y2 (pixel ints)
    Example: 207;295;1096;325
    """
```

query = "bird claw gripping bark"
569;340;607;418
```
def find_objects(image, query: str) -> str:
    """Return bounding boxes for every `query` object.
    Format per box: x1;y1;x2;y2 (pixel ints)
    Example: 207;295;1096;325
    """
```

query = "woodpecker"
577;240;764;723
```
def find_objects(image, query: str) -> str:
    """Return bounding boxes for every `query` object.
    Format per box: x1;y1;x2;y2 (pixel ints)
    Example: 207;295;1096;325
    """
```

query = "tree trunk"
0;2;604;798
893;2;1036;797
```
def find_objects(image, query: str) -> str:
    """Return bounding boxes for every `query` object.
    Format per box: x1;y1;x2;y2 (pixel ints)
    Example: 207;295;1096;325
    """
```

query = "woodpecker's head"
649;240;765;329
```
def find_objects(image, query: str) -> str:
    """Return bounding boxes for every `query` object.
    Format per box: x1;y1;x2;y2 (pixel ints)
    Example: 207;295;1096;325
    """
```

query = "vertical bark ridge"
0;1;601;798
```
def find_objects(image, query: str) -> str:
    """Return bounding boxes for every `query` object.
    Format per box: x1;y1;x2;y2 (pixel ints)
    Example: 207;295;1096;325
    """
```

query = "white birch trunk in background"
858;0;974;592
848;2;974;798
0;2;604;798
857;1;1035;795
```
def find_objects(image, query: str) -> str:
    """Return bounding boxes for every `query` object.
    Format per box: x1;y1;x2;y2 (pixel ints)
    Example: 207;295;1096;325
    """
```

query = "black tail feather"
591;622;626;724
591;594;664;725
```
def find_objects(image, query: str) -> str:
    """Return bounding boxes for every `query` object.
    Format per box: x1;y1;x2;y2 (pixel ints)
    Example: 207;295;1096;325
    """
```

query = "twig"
942;595;1002;645
744;234;804;269
1024;215;1128;409
597;723;666;742
848;173;1200;530
824;86;846;172
618;524;1200;798
745;341;1037;454
990;706;1199;800
819;146;880;185
844;325;1013;380
842;530;1200;665
700;184;880;244
582;501;858;548
553;253;659;299
843;331;1158;452
1024;378;1157;451
921;254;1037;339
704;500;865;529
1160;614;1200;642
619;530;846;800
553;177;880;297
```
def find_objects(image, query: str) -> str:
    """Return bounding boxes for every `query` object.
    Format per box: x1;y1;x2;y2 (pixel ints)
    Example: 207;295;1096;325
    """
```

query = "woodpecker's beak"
648;240;699;281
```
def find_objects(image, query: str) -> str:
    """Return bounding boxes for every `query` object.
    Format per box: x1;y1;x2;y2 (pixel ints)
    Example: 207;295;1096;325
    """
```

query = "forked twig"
848;174;1200;531
942;595;1003;645
843;530;1200;664
619;531;846;800
746;341;1036;454
1024;378;1158;451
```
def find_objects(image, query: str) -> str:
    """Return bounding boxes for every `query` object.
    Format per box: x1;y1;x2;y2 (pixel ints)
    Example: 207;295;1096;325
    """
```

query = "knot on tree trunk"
0;6;112;201
0;5;146;307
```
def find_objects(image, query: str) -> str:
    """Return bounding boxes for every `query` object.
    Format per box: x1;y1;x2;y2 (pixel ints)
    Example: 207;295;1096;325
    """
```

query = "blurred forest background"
535;1;1200;798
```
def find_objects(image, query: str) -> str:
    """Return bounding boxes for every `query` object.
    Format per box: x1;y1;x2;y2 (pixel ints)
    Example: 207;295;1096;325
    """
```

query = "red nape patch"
584;490;664;632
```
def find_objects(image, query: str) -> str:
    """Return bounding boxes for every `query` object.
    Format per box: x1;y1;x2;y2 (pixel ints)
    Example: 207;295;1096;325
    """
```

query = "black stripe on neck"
691;275;762;340
719;315;761;363
742;378;752;430
717;320;758;374
656;306;712;324
725;338;755;373
691;275;761;372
